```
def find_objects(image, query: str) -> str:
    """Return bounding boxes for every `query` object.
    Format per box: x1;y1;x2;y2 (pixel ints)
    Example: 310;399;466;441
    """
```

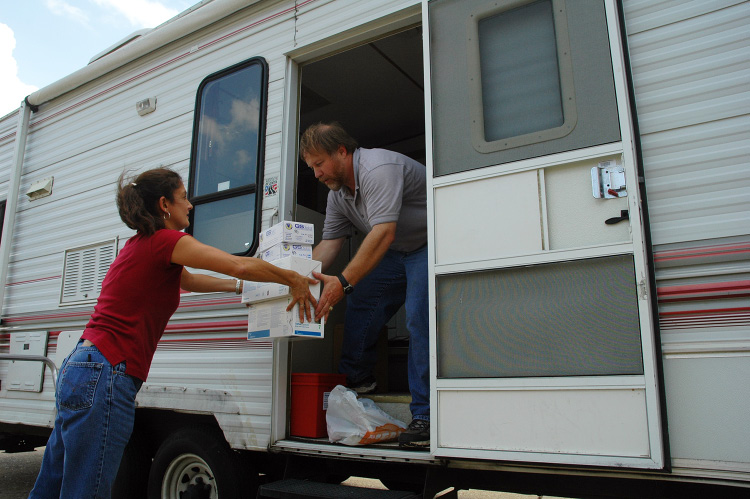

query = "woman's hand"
286;272;319;323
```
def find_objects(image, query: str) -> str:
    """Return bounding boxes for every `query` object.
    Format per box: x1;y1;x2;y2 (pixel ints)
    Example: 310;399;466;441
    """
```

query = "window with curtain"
478;0;564;142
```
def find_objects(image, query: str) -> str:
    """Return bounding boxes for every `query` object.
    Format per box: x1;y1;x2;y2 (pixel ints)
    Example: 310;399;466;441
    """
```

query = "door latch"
605;209;629;225
592;160;627;199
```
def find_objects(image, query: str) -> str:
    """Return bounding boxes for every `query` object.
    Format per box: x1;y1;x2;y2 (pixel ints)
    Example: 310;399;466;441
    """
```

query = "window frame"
187;56;269;256
466;0;577;154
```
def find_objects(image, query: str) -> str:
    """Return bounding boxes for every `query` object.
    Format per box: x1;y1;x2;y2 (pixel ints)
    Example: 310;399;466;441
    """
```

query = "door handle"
605;209;629;225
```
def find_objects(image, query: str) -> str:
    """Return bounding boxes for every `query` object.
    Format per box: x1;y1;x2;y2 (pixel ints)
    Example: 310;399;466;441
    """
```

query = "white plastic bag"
326;385;407;445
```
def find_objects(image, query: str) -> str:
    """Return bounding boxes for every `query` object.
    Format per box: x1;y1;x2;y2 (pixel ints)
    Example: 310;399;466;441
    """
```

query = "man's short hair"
299;122;359;160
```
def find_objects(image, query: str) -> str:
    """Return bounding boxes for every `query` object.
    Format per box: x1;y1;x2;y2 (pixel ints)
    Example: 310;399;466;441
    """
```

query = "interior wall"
292;26;425;381
297;26;426;216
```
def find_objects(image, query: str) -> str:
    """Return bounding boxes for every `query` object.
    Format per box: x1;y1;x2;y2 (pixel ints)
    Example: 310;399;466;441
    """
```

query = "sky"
0;0;196;118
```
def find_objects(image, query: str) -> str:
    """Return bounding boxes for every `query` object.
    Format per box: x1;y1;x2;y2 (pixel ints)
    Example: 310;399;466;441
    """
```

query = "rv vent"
60;239;118;305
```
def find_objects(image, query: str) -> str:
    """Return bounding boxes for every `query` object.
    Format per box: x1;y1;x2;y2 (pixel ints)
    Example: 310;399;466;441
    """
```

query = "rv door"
424;0;666;468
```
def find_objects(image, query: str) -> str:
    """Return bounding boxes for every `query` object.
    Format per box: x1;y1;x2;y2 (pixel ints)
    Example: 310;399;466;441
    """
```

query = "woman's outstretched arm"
172;235;318;321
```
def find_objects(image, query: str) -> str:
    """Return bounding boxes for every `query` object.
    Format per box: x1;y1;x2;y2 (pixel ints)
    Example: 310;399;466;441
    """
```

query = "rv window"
188;58;268;255
474;0;572;147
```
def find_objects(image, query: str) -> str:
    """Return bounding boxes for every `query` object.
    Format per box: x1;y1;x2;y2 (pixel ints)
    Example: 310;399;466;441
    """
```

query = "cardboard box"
261;242;313;261
241;257;320;304
259;221;314;251
247;297;325;340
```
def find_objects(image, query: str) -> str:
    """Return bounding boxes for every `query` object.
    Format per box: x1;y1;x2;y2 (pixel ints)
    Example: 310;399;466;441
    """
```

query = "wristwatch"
337;274;354;294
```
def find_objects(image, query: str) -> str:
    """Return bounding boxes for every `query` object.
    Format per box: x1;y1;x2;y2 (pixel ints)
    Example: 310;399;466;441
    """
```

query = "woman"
29;168;317;498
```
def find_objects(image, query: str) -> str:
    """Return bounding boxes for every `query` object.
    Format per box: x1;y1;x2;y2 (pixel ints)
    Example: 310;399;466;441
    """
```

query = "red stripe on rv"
653;242;750;262
657;281;750;302
162;320;247;333
659;307;750;330
7;276;62;286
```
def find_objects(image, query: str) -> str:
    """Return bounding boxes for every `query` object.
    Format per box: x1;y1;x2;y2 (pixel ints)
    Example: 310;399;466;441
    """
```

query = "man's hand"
313;271;344;322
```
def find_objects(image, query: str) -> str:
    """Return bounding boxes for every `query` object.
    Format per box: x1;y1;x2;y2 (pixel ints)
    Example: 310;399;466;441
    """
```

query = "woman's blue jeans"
29;340;142;499
339;245;430;420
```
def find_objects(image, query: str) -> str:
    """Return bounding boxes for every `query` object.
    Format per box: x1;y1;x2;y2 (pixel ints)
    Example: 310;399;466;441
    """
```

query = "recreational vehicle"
0;0;747;497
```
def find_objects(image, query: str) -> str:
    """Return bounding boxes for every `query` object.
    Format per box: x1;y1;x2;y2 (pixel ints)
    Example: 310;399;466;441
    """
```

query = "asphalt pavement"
0;446;45;498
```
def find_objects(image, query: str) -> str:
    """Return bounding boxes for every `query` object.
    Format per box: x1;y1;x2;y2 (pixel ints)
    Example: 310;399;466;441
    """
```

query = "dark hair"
117;168;183;235
299;122;359;160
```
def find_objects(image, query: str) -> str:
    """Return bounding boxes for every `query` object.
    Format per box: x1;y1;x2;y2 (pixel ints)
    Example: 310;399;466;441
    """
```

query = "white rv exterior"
0;0;747;497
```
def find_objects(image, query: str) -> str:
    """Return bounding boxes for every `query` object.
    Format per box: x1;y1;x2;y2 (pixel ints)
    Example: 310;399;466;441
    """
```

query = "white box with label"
258;221;314;252
247;297;324;340
241;257;320;304
261;243;313;262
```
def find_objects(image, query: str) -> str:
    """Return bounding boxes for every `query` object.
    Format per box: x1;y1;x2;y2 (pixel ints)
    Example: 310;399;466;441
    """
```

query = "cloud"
0;24;38;117
230;98;260;132
45;0;90;26
92;0;180;29
200;97;261;150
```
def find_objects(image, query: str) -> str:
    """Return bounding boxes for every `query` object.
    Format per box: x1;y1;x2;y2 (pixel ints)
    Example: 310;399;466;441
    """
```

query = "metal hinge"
639;278;648;300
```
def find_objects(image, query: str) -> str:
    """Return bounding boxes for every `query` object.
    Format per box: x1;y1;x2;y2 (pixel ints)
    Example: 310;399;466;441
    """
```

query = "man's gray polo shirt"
322;148;427;253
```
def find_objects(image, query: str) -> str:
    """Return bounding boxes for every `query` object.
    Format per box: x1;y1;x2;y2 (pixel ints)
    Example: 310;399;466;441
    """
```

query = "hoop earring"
163;211;171;220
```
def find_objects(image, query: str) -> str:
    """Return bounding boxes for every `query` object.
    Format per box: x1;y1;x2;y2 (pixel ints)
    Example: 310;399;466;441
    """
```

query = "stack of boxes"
244;221;324;340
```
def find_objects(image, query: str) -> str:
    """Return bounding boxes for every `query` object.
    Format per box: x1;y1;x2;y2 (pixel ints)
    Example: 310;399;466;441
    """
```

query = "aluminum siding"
623;0;750;473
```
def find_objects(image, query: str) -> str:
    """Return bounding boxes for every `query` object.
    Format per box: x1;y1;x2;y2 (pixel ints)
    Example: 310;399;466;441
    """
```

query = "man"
301;122;429;448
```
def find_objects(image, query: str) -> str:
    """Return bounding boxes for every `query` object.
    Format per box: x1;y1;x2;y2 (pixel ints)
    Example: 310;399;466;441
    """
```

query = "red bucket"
290;373;347;438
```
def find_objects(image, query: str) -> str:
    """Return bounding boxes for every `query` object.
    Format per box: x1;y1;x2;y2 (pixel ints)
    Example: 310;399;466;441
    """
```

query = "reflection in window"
191;194;256;255
189;58;267;255
479;0;563;141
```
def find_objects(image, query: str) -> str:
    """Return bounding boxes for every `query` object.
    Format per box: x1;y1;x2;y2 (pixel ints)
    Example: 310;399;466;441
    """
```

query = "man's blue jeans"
29;340;142;499
339;245;429;421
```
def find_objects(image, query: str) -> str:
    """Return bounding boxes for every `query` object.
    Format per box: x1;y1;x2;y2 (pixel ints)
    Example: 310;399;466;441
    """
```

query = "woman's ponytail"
116;168;183;235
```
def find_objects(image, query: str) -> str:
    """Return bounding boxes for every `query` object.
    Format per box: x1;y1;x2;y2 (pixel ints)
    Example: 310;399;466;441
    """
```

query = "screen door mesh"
436;255;644;378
